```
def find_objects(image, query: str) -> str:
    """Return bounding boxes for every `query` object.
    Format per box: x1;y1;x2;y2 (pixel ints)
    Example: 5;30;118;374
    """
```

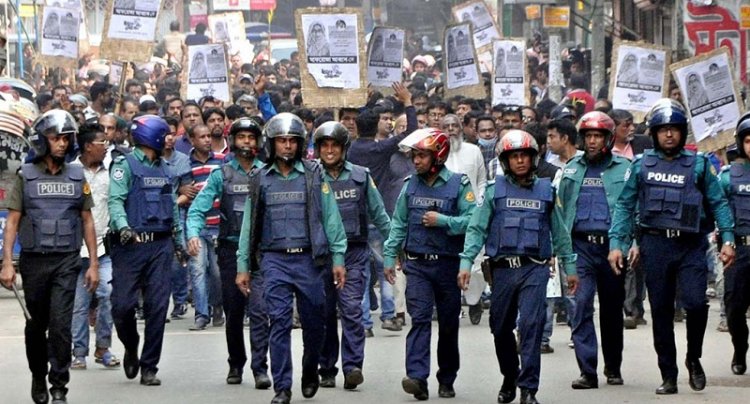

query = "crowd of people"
2;23;750;404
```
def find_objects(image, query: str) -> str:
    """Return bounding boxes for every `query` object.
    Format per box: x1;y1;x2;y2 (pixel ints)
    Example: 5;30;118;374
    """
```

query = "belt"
217;239;239;248
737;235;750;246
404;252;441;261
490;255;546;269
264;248;311;254
640;227;693;239
572;232;608;245
135;231;171;243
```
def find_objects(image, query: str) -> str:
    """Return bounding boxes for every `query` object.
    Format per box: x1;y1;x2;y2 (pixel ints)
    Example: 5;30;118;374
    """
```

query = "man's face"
583;130;606;160
427;108;446;128
266;73;277;85
463;118;477;143
206;113;225;138
201;100;218;111
413;96;428;111
377;112;393;135
318;139;344;167
234;131;257;156
614;119;634;143
190;127;212;154
98;115;117;142
507;150;532;177
412;149;434;175
182;106;203;130
164;125;178;150
127;85;142;100
86;131;109;163
502;112;522;129
47;133;70;159
743;136;750;158
522;109;537;125
455;103;471;119
491;110;504;127
394;115;407;135
669;87;682;102
340;111;358;134
100;90;113;108
289;87;300;102
239;101;258;117
416;113;428;129
441;116;461;138
656;125;682;153
53;88;67;102
546;128;565;154
274;136;298;161
122;102;138;122
167;100;183;117
240;80;253;93
477;120;496;141
230;55;242;69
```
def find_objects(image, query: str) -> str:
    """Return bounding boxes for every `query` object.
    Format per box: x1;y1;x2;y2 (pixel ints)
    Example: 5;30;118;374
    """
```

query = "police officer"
719;111;750;375
186;117;270;387
608;99;735;394
313;122;391;390
555;111;632;389
382;128;476;401
458;130;577;404
108;115;180;386
235;113;347;404
1;110;99;404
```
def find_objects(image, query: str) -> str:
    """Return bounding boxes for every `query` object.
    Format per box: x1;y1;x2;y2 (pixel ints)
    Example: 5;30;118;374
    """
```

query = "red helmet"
398;128;450;174
498;130;539;174
577;111;616;152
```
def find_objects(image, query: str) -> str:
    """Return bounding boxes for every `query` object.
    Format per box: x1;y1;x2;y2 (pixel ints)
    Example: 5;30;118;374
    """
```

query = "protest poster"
609;41;670;122
40;7;79;68
671;48;744;152
491;38;527;107
186;44;230;103
452;1;500;52
443;22;485;100
208;12;246;48
100;0;163;62
366;26;404;91
294;8;367;109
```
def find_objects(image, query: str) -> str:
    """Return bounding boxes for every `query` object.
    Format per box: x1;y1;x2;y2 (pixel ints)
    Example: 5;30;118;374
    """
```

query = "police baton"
11;283;32;321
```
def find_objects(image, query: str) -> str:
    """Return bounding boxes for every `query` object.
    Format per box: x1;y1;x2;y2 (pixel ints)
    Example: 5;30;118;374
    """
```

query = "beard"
449;135;462;152
50;153;66;165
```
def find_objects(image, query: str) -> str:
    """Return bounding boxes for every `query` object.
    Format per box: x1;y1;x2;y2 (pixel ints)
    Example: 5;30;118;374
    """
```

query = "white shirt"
445;141;487;204
71;157;110;258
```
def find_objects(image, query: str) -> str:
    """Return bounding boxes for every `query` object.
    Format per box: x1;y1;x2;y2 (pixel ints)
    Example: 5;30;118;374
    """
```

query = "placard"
543;6;570;29
366;26;404;90
108;61;124;85
100;0;162;62
671;48;743;151
443;22;484;100
294;8;367;108
491;38;527;107
40;7;79;60
452;1;500;51
609;41;670;122
208;12;246;48
186;44;230;103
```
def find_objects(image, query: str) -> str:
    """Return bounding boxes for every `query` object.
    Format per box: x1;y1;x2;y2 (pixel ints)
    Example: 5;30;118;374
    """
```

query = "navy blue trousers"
111;237;173;372
641;233;709;380
570;238;624;377
261;251;326;392
724;246;750;360
217;241;269;377
490;261;547;390
320;244;368;377
403;254;461;386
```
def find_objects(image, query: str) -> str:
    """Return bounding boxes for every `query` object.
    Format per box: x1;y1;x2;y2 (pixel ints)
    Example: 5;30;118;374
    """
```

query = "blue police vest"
729;163;750;236
123;153;174;233
18;163;85;253
573;164;610;233
258;170;329;254
219;164;249;240
330;165;369;244
638;153;702;233
404;173;464;256
485;176;553;259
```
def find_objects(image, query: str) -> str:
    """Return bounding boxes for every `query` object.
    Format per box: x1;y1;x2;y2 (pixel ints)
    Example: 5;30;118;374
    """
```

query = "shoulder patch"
465;191;475;203
321;182;330;194
460;174;470;185
82;183;91;195
709;164;717;176
112;167;125;181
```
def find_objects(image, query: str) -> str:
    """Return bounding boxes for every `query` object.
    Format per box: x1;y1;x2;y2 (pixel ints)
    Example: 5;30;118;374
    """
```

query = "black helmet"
313;121;350;158
262;112;306;163
229;117;262;159
735;111;750;158
646;98;689;152
30;109;78;156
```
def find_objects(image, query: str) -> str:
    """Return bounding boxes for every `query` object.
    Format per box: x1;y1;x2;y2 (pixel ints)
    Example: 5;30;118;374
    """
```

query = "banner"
40;7;79;60
671;48;743;151
609;41;670;121
187;44;230;102
452;1;500;51
366;26;404;89
491;38;527;107
100;0;163;62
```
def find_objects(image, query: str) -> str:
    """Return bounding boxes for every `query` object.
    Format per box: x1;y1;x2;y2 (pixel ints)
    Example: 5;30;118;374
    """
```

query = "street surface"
1;289;749;403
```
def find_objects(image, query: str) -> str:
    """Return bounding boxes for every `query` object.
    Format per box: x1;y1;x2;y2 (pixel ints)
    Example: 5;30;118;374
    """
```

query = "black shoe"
655;378;677;395
520;388;539;404
140;369;161;386
382;318;403;331
469;304;483;325
320;374;336;388
540;343;554;354
686;359;706;391
254;373;272;390
623;316;637;330
212;306;225;327
344;368;364;390
556;310;568;325
189;317;209;331
170;303;187;319
674;309;685;322
31;377;48;404
123;349;139;379
571;374;598;389
497;387;516;403
271;390;292;404
438;384;455;398
301;378;319;398
226;368;242;385
365;328;374;338
732;352;747;375
50;389;66;404
604;368;624;385
402;377;429;401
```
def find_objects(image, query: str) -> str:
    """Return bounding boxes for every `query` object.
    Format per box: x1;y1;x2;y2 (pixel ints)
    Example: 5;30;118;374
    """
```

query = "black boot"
655;378;678;395
571;374;598;389
520;388;539;404
31;376;48;404
733;351;747;375
685;358;706;391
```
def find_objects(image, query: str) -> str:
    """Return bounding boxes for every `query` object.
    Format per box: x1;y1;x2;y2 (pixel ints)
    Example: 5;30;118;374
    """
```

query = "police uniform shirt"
7;160;94;213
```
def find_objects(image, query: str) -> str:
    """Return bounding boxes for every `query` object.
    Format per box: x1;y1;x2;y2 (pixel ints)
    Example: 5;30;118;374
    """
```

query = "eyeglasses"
429;112;445;119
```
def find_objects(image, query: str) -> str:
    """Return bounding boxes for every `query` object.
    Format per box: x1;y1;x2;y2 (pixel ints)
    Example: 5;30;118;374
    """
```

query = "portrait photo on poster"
445;23;479;90
492;39;525;107
301;13;361;89
108;0;160;41
41;7;79;59
453;1;500;50
187;44;230;102
611;43;668;114
367;27;404;88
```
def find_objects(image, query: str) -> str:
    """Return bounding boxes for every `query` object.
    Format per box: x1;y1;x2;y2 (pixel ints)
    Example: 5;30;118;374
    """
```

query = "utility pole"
548;32;563;103
590;1;606;96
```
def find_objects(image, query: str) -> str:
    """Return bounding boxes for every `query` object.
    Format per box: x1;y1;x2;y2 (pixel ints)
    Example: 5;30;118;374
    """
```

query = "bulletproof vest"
638;153;702;233
219;164;249;240
485;176;553;259
405;173;464;256
729;163;750;236
18;163;85;253
123;153;174;233
330;165;369;244
573;163;610;233
258;170;328;253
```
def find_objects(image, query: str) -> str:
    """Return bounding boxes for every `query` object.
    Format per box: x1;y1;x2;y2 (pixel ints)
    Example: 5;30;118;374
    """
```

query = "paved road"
1;289;748;403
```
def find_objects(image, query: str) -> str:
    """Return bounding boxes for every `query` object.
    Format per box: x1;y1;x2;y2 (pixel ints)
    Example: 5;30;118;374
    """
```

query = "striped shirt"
183;150;225;232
